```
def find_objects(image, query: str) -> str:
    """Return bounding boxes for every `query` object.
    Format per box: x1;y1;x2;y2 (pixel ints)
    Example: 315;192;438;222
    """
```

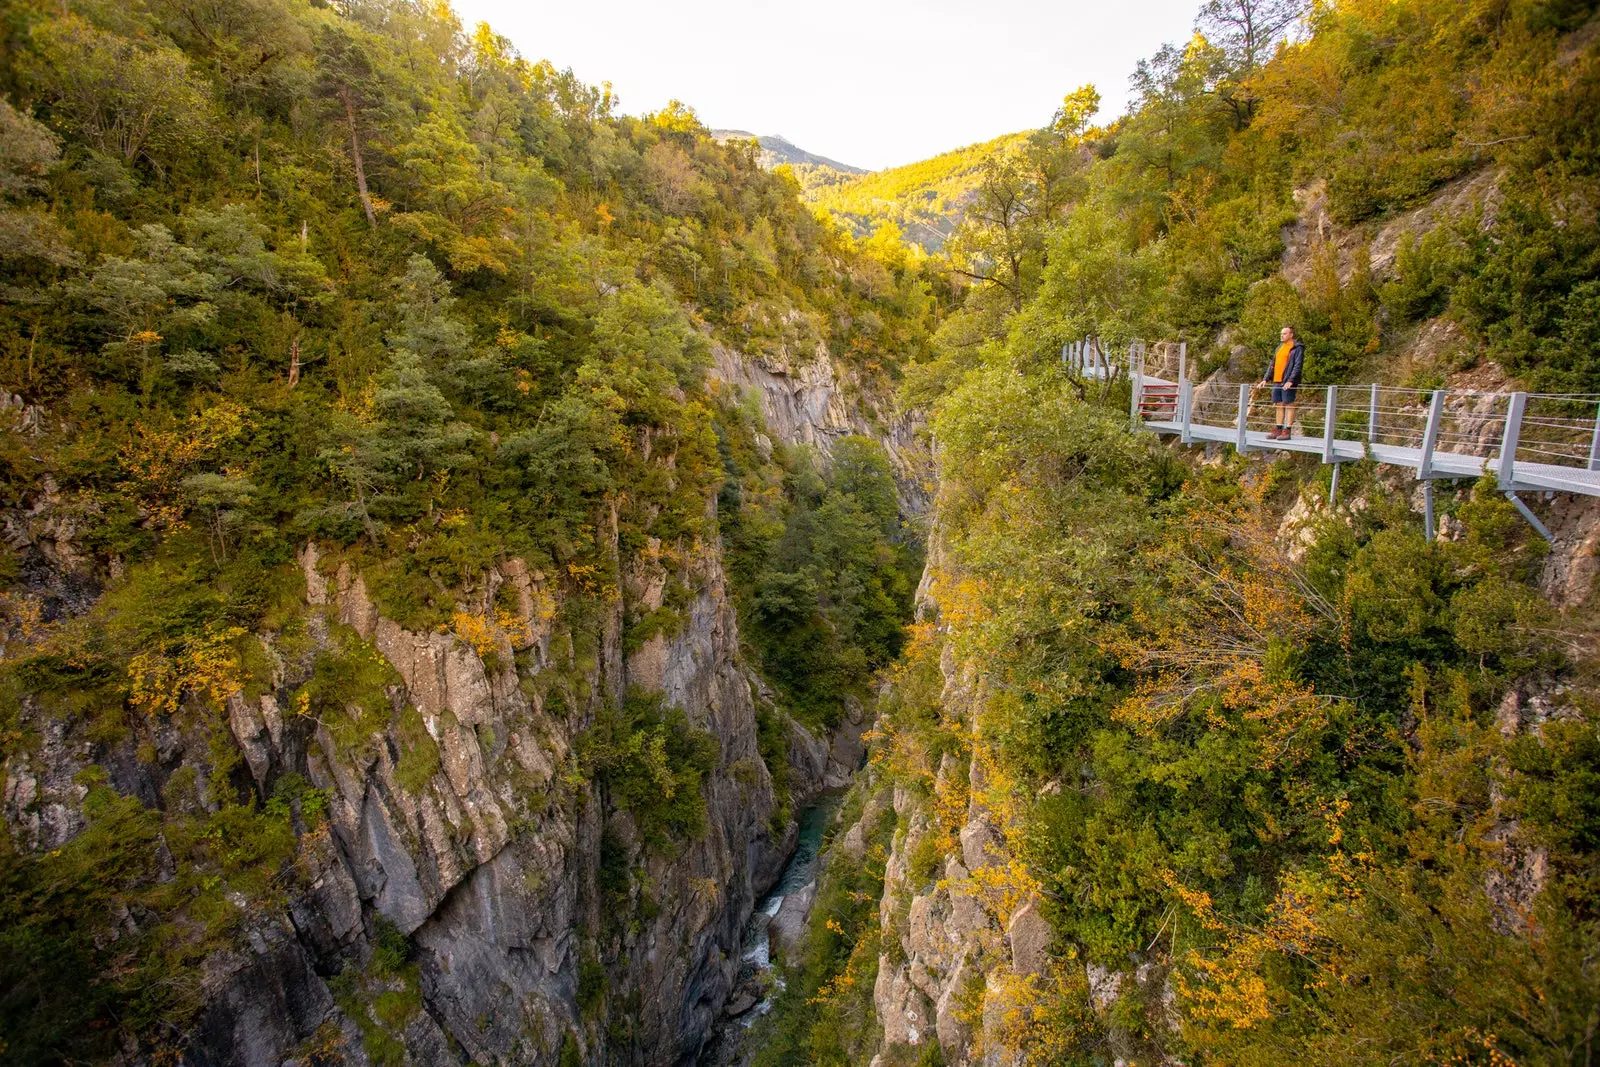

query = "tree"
146;0;309;103
947;153;1037;311
71;224;220;384
314;25;385;229
1051;84;1103;142
25;15;214;176
182;472;258;563
390;254;511;407
1197;0;1306;76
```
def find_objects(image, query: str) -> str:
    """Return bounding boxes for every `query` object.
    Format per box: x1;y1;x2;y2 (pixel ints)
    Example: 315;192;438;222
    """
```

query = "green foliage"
725;435;919;730
576;690;719;851
290;623;399;756
577;952;608;1018
392;704;442;793
902;339;1592;1061
0;774;309;1064
756;704;794;832
330;916;422;1067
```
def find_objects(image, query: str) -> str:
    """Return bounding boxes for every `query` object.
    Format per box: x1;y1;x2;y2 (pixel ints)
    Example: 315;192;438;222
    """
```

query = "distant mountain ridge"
805;132;1031;252
710;130;867;174
714;129;1033;253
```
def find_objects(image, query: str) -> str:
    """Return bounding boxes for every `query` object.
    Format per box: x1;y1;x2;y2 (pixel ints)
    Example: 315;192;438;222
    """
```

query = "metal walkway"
1064;339;1600;539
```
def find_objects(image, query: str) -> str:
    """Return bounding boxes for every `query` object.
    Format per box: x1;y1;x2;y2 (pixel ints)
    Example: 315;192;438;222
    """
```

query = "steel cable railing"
1133;375;1600;480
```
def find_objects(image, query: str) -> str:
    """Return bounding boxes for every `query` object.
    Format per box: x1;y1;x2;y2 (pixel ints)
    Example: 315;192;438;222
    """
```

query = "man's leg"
1283;402;1298;436
1274;402;1286;434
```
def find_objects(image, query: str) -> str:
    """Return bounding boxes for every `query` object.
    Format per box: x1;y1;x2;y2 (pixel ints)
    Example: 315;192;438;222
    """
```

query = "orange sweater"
1272;341;1294;383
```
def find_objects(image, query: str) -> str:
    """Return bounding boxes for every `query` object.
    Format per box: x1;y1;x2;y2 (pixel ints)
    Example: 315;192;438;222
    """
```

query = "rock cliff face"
1;336;924;1066
4;527;822;1066
711;342;929;515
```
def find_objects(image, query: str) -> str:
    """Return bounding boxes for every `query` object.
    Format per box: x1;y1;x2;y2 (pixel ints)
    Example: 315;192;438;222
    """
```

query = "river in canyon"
700;789;846;1065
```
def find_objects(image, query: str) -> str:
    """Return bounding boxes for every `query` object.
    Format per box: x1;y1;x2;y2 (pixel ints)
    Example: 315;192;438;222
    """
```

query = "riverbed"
700;790;845;1064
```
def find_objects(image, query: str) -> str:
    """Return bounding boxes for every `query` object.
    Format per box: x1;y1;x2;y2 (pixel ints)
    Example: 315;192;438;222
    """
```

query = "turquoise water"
739;790;845;982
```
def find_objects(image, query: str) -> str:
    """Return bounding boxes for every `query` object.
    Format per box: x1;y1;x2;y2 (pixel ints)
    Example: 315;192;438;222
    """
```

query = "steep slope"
0;2;943;1065
747;3;1600;1066
805;132;1031;250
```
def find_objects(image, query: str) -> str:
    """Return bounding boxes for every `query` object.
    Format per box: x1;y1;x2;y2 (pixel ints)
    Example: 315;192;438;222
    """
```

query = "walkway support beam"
1129;345;1142;431
1500;391;1527;490
1419;390;1446;480
1322;386;1338;463
1424;482;1436;542
1506;492;1553;541
1181;379;1194;445
1588;400;1600;472
1237;383;1251;453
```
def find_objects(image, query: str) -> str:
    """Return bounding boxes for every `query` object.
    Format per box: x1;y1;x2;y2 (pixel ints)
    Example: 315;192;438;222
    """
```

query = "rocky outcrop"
710;341;929;514
2;525;835;1067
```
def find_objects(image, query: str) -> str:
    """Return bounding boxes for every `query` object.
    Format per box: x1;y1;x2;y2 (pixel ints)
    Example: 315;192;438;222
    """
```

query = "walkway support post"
1368;383;1379;444
1419;390;1446;480
1322;385;1338;463
1129;344;1142;431
1329;462;1341;507
1181;379;1194;445
1500;391;1526;489
1424;482;1436;541
1505;492;1553;541
1237;383;1251;453
1588;399;1600;472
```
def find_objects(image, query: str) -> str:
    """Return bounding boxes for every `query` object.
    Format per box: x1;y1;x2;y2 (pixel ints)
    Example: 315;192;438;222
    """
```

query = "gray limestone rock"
1007;898;1053;978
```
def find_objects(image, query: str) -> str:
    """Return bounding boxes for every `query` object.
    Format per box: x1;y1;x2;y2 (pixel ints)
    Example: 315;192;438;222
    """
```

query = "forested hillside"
755;1;1600;1065
797;131;1031;252
0;1;943;1063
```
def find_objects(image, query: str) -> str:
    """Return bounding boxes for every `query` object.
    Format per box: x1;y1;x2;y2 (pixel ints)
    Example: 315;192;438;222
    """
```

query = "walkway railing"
1061;339;1600;539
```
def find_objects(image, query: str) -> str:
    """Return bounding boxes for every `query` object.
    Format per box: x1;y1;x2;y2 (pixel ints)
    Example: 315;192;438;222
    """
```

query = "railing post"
1129;344;1142;431
1368;383;1379;444
1418;389;1446;479
1178;342;1187;389
1322;385;1338;463
1237;383;1251;453
1181;379;1193;445
1499;391;1526;489
1588;399;1600;472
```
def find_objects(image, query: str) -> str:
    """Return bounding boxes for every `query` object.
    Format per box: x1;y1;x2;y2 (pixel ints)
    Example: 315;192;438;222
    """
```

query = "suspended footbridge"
1064;340;1600;539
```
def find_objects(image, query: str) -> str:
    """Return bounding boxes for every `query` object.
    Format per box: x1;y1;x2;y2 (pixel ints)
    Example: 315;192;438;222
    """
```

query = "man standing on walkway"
1261;326;1304;440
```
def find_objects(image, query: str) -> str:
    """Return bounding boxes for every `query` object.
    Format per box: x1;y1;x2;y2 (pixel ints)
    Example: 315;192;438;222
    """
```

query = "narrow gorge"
4;0;1600;1065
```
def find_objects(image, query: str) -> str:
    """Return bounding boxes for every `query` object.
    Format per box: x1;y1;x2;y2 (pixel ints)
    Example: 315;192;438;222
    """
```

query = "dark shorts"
1272;384;1297;403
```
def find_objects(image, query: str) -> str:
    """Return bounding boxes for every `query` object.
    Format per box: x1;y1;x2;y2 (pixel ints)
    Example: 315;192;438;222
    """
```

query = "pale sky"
450;0;1205;171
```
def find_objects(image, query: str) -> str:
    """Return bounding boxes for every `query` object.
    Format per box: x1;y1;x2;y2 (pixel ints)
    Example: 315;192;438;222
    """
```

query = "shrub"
576;689;719;851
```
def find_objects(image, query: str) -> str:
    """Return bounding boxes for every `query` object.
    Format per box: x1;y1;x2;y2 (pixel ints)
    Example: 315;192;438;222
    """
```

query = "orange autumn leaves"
1165;798;1375;1032
1105;484;1339;770
119;401;250;531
